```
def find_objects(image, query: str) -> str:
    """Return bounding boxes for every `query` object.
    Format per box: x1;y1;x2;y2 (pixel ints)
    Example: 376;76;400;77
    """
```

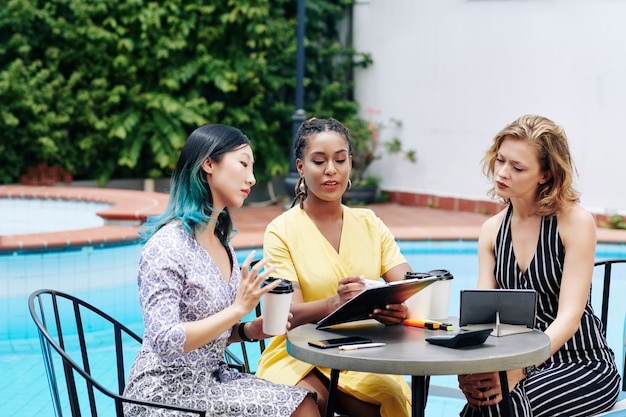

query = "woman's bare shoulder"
478;207;507;248
557;204;594;228
483;207;508;232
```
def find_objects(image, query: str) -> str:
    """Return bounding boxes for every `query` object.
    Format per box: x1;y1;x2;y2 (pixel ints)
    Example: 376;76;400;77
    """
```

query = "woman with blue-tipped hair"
123;124;319;417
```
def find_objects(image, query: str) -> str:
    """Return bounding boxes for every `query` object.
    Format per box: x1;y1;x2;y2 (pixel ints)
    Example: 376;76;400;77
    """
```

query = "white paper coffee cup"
404;272;434;321
406;286;432;321
428;270;454;320
260;277;294;336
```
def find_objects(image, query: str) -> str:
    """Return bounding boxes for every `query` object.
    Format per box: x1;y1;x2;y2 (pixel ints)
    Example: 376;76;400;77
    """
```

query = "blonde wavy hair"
482;114;580;217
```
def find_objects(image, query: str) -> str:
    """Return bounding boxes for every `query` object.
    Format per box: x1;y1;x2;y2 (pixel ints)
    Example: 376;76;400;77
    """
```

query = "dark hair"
139;124;251;245
291;117;351;208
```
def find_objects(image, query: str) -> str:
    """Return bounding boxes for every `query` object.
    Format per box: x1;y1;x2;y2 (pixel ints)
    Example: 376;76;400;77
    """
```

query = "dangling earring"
347;179;352;190
299;179;306;193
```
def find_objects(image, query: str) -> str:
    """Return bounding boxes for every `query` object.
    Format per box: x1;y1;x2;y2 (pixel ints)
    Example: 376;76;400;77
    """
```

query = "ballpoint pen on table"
403;319;454;331
338;342;386;351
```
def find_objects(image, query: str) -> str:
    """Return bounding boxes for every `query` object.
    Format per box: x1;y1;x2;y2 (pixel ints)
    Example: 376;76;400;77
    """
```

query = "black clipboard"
316;276;440;329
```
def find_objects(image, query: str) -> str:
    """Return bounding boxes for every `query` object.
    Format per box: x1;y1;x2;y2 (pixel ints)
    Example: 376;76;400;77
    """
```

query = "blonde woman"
457;115;620;416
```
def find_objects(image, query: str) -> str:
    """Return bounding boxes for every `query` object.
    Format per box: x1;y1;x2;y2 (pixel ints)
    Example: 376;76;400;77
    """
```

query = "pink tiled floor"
2;185;626;252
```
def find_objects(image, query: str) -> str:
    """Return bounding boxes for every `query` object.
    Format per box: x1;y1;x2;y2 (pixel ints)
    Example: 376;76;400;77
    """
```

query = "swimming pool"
3;240;625;417
0;198;110;235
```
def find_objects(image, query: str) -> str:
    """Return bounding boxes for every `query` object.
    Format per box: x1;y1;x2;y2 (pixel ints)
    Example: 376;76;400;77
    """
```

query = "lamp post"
283;0;306;203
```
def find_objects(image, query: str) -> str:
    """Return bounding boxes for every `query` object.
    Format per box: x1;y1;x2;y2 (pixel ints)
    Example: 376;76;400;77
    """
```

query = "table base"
324;370;515;417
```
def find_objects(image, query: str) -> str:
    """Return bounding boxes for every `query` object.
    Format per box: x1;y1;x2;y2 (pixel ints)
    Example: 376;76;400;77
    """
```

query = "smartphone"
308;336;372;349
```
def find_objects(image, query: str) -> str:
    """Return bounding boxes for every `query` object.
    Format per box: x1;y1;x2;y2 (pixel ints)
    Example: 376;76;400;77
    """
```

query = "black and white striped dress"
460;206;620;417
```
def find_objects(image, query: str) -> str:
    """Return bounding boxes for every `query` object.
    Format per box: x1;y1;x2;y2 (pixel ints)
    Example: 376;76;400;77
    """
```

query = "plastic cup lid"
427;269;454;280
405;272;433;280
261;277;294;293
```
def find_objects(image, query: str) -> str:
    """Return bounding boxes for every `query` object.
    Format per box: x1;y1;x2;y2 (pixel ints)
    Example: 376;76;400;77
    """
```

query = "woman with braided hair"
256;117;414;417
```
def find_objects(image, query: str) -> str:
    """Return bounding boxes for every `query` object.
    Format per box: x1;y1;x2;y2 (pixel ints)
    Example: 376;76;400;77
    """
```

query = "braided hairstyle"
291;117;352;208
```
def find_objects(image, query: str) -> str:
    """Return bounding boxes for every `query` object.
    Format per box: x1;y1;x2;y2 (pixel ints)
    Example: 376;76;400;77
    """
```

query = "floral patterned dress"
123;221;311;416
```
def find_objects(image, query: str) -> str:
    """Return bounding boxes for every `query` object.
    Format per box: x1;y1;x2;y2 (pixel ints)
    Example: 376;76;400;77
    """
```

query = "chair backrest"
28;289;205;417
593;259;626;392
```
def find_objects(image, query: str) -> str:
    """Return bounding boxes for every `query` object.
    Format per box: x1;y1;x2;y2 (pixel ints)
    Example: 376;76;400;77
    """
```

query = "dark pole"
284;0;306;204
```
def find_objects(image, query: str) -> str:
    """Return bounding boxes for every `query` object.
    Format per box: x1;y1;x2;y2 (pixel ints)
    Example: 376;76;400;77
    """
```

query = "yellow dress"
256;205;412;417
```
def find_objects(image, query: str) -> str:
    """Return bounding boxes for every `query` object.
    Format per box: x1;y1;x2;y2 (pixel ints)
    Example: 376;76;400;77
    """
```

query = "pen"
338;342;386;351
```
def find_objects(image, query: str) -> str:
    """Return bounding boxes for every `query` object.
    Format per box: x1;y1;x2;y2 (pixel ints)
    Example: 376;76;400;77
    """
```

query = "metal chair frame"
29;289;206;417
224;304;266;374
594;258;626;392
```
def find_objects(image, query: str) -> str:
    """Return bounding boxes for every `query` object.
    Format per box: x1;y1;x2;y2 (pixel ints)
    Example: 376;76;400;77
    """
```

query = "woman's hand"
336;276;408;324
458;368;526;409
234;251;278;316
336;276;367;303
244;312;295;340
458;372;502;409
371;302;408;324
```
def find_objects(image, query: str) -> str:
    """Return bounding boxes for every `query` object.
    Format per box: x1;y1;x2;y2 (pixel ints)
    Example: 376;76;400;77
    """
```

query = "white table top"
286;320;551;376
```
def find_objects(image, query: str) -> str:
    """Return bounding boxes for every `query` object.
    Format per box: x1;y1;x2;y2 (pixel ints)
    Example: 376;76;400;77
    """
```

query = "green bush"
0;0;369;185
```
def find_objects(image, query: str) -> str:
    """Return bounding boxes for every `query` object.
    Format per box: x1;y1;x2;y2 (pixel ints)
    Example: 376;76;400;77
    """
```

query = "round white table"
286;320;551;417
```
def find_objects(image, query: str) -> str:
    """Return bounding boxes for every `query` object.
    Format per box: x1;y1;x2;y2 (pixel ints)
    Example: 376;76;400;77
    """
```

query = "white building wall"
353;0;626;215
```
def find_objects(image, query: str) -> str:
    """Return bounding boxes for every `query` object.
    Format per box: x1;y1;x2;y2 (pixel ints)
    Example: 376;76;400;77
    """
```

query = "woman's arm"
183;254;279;352
476;212;502;289
543;205;596;355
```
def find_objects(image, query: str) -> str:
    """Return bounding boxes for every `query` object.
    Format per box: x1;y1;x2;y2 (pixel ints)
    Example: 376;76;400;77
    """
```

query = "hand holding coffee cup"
260;277;294;336
237;252;278;314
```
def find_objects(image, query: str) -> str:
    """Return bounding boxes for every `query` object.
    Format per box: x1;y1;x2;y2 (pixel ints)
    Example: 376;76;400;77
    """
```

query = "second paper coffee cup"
260;277;294;336
428;269;454;320
404;272;432;321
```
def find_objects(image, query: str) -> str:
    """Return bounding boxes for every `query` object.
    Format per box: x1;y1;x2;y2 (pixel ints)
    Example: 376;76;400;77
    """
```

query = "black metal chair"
28;289;206;416
592;259;626;415
594;259;626;340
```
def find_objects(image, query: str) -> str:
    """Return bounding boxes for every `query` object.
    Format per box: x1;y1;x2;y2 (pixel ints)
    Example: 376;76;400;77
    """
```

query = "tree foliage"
0;0;370;184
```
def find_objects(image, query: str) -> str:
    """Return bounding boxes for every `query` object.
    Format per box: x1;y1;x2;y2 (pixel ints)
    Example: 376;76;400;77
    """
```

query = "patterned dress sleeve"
137;224;188;359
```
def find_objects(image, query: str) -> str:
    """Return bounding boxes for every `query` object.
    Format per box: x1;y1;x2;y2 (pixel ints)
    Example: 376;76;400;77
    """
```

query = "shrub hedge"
0;0;370;185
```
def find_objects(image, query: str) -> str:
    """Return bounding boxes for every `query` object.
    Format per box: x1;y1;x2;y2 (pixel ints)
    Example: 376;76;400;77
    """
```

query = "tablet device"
459;289;537;330
316;276;440;329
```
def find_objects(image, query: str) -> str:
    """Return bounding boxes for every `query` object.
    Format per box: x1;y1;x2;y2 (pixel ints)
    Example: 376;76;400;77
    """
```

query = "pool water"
0;198;110;234
2;240;625;416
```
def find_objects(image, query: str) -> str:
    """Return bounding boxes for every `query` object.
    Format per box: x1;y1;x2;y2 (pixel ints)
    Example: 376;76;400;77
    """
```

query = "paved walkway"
230;203;626;249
